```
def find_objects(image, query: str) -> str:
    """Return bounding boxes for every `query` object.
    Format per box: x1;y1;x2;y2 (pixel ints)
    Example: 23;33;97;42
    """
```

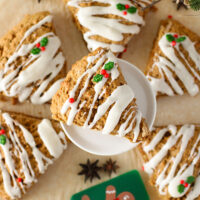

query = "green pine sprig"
189;0;200;11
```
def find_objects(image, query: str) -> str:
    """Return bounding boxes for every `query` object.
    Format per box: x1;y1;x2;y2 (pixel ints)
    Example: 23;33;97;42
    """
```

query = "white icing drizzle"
147;33;200;96
142;124;200;199
0;112;67;199
67;0;145;53
0;15;65;104
186;174;200;200
61;50;143;141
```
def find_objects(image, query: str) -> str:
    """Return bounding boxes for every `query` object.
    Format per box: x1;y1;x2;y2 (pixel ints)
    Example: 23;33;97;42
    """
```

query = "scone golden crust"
51;48;149;142
138;125;200;200
64;0;152;55
0;11;66;104
0;110;67;200
145;18;200;97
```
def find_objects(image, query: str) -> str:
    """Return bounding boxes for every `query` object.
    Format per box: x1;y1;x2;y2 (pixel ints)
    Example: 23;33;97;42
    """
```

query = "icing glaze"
67;0;145;53
0;112;67;199
61;50;143;141
0;15;65;104
147;33;200;96
142;124;200;198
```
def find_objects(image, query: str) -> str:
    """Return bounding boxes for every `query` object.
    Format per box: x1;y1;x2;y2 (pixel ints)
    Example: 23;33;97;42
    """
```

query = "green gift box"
71;170;149;200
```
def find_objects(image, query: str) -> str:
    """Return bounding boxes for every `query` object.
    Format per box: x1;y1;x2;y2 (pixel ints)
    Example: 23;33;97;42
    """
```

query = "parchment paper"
0;0;199;199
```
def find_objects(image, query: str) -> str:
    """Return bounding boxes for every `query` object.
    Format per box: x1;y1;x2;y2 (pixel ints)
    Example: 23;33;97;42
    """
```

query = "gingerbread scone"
51;48;149;142
0;11;66;104
65;0;152;55
139;125;200;200
145;19;200;97
0;110;67;200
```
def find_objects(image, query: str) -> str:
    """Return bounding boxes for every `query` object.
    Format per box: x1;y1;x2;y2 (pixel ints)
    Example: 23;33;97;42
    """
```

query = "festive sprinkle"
184;183;188;187
174;34;178;38
93;74;103;82
40;37;48;47
36;43;40;48
17;178;22;183
101;69;107;75
41;46;46;51
127;6;137;14
166;34;175;42
168;15;172;19
0;135;6;145
117;3;125;11
104;73;109;78
142;166;144;171
176;36;186;42
171;41;176;46
186;176;195;184
123;11;127;15
123;48;127;53
180;180;184;184
178;184;185;193
104;62;114;70
125;4;130;9
0;129;5;135
31;48;41;55
69;98;75;103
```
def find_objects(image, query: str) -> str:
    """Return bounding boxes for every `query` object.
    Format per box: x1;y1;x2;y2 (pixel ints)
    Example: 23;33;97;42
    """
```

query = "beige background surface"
0;0;200;199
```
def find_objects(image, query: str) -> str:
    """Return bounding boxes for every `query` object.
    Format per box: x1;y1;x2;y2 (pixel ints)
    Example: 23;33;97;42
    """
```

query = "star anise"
102;158;119;177
173;0;188;10
78;159;101;182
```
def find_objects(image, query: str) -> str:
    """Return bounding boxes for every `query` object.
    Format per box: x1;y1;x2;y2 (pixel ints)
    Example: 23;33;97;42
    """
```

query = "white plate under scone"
61;59;156;156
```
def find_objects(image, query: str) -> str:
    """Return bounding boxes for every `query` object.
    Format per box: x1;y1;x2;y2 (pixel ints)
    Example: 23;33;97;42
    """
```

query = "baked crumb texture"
0;110;67;200
51;48;149;143
145;18;200;97
0;11;66;104
139;124;200;200
65;0;152;55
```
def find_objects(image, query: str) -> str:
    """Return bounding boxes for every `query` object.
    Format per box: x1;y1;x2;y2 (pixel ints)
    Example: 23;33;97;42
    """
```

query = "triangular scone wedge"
138;125;200;200
0;110;67;200
51;48;149;142
65;0;152;55
0;11;66;104
145;18;200;97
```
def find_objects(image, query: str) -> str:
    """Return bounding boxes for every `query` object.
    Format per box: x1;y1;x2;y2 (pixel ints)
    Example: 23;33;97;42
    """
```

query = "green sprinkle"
177;184;185;194
176;36;186;43
166;34;175;42
127;6;137;14
116;3;125;11
93;74;103;82
186;176;195;184
104;62;114;70
0;135;6;145
40;37;48;47
31;48;41;55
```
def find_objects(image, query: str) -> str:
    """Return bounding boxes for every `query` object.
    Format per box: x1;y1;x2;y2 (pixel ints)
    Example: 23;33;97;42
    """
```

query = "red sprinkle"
142;166;144;171
168;15;172;19
180;180;184;184
104;73;109;78
123;48;127;53
101;69;107;75
125;4;130;9
171;41;176;46
36;43;40;48
69;98;75;103
40;46;45;51
174;34;178;38
17;178;22;183
0;129;5;135
184;183;189;187
123;11;127;15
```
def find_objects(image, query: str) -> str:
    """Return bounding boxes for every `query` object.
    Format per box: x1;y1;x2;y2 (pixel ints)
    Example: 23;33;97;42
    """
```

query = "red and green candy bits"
177;176;195;194
166;34;186;46
31;37;48;55
93;62;114;83
0;127;6;145
116;3;137;15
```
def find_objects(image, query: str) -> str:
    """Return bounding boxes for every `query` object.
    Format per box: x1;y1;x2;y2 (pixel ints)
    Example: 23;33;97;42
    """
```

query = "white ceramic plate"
61;59;156;156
